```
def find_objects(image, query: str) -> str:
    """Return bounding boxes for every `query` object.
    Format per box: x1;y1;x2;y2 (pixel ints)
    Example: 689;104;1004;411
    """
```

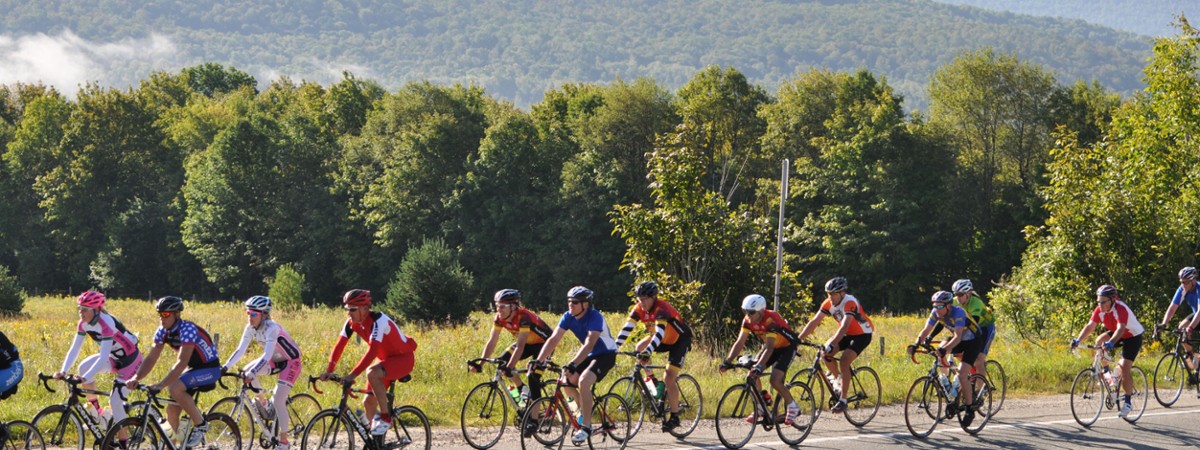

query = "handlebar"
467;358;529;375
219;369;263;392
38;372;88;394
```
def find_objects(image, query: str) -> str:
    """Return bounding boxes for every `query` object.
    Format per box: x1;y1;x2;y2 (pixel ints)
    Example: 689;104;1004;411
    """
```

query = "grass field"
0;296;1166;427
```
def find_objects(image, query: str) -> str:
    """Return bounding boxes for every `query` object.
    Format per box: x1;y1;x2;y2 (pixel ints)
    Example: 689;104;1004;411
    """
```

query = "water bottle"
99;407;112;428
827;373;842;396
1101;367;1113;386
938;374;952;396
655;380;666;400
949;376;960;400
355;408;369;426
83;403;101;425
507;384;522;403
566;396;583;426
761;389;772;408
644;375;658;398
519;385;531;408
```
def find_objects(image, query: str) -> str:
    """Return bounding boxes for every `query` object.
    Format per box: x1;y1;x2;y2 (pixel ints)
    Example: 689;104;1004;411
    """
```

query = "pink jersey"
77;313;139;360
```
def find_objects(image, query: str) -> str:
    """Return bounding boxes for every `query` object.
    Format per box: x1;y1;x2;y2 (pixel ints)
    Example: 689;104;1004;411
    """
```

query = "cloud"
0;30;177;97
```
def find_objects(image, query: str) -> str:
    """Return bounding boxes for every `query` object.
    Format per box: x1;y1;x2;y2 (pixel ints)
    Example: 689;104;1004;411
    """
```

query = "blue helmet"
494;289;521;304
567;286;594;302
1096;284;1118;298
1180;267;1197;282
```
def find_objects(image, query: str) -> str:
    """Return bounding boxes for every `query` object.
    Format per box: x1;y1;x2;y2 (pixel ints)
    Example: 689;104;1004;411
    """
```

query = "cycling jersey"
927;305;978;341
1171;284;1200;314
556;308;618;357
61;312;141;379
962;295;995;327
820;294;874;335
225;320;302;374
741;310;798;349
493;308;552;345
0;330;17;369
153;319;221;369
327;311;417;378
615;299;692;352
1091;300;1145;339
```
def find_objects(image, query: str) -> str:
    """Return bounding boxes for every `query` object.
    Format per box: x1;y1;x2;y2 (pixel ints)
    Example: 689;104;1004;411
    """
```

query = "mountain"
931;0;1194;38
0;0;1155;110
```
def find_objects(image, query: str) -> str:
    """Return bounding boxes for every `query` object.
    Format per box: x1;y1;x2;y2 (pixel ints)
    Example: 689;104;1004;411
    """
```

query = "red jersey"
327;311;417;377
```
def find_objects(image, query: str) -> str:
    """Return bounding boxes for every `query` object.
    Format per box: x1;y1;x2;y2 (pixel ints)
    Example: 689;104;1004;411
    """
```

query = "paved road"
440;393;1200;449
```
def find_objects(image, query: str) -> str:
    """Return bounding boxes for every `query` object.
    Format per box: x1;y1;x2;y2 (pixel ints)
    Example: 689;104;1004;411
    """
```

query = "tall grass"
0;297;1161;426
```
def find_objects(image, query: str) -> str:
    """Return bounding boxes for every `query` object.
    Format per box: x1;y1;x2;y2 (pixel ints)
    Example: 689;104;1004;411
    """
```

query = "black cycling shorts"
654;334;692;370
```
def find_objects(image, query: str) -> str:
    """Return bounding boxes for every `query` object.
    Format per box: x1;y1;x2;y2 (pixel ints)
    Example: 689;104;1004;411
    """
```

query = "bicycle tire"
30;404;84;450
1124;366;1149;423
389;405;430;450
788;367;828;416
961;374;992;435
604;376;646;439
668;374;703;438
520;397;565;450
903;376;942;438
2;420;46;450
774;381;815;445
1153;353;1186;407
588;393;630;450
199;412;243;449
461;382;508;449
207;396;255;449
844;366;881;427
99;416;164;450
285;393;322;442
1069;368;1103;427
714;384;756;449
985;359;1006;415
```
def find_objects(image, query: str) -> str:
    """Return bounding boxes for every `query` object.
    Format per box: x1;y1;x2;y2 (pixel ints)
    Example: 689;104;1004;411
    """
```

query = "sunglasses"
344;307;362;313
77;306;94;312
743;309;759;315
246;310;262;317
567;299;584;305
1097;299;1111;305
158;311;174;318
933;303;948;310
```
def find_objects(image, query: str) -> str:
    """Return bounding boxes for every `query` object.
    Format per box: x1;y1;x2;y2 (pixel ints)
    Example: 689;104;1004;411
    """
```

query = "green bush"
386;238;475;323
268;263;305;311
0;265;26;315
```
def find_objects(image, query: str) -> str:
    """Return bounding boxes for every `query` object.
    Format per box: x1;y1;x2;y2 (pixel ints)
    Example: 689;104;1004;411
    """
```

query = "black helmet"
824;277;848;293
634;281;659;297
494;289;521;304
155;296;184;313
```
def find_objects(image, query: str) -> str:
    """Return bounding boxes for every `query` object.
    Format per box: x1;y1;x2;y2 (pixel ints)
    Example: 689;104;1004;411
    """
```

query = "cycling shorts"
179;367;221;390
1116;334;1143;362
655;333;692;371
499;343;545;362
377;353;416;383
835;333;872;356
978;325;996;355
765;344;798;373
579;353;618;383
0;360;22;400
950;338;983;367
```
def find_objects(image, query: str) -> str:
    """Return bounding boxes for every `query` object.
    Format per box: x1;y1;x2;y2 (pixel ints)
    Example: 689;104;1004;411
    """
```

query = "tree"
183;63;258;98
386;237;475;323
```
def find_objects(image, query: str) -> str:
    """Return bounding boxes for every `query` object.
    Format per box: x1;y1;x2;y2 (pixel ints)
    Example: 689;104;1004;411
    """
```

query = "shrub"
268;263;305;311
386;238;475;323
0;265;26;315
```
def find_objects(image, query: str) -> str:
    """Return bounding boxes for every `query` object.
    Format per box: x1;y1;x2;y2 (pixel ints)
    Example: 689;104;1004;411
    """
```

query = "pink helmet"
77;291;105;309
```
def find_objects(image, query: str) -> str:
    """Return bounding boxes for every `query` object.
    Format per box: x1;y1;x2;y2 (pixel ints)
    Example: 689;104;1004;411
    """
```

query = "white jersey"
224;320;301;374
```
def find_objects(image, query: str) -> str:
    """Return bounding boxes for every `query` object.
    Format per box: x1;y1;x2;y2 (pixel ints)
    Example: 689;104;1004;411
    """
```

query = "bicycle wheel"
1153;353;1186;407
903;376;942;438
788;368;828;415
844;366;881;427
961;374;992;435
669;374;703;438
2;420;45;450
99;417;164;450
1124;366;1149;423
285;393;322;442
460;382;508;449
1070;368;1104;427
389;405;430;450
985;360;1006;415
198;412;242;449
774;382;815;446
207;396;255;449
31;404;84;450
521;397;565;450
588;393;630;450
604;376;646;439
298;409;355;450
714;384;756;449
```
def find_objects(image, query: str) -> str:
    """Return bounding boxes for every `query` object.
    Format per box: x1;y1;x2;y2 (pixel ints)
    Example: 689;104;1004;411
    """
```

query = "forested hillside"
0;0;1150;110
932;0;1194;37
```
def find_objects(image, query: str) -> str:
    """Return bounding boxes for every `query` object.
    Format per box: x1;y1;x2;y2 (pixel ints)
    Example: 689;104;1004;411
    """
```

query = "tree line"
0;40;1147;345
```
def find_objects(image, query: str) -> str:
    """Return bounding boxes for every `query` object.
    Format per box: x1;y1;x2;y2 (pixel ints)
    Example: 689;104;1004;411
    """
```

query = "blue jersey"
1171;285;1200;315
556;309;618;357
927;305;978;341
154;319;221;369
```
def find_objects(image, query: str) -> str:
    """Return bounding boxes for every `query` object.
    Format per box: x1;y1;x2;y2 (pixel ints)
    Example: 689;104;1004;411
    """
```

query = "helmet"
244;295;272;313
741;294;767;312
931;291;953;304
567;286;594;302
1181;267;1198;282
634;281;658;297
951;279;973;295
77;291;105;309
494;289;521;304
1096;284;1118;298
155;296;184;313
343;289;371;308
824;277;848;293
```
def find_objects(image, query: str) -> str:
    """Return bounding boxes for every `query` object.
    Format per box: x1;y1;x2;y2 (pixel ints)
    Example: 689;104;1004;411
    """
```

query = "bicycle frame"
1073;344;1120;398
307;374;424;450
910;346;959;407
613;352;669;418
217;371;281;445
122;386;198;450
467;357;533;413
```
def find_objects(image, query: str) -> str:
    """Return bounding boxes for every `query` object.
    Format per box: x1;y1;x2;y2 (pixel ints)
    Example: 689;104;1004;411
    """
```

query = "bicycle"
1151;327;1199;407
299;374;430;450
206;370;321;450
0;419;45;450
1069;342;1148;426
518;361;631;450
31;372;161;450
604;351;702;439
787;341;880;426
461;358;557;449
99;383;241;450
902;343;993;438
713;356;816;449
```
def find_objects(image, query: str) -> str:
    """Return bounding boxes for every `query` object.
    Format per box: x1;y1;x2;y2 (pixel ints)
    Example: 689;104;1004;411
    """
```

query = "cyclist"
222;295;302;450
1071;284;1145;418
796;277;874;413
532;286;619;446
1159;266;1200;385
55;291;142;445
908;291;980;427
613;281;693;432
721;294;801;425
320;289;418;437
125;296;222;448
0;328;20;401
951;279;996;386
468;288;552;431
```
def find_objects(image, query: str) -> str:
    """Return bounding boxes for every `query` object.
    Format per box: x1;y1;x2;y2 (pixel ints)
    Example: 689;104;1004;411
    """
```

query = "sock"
90;399;102;411
380;413;392;423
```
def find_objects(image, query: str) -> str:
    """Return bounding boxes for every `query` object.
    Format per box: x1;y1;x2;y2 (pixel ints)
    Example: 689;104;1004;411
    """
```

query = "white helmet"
244;295;272;313
741;294;767;312
951;279;973;295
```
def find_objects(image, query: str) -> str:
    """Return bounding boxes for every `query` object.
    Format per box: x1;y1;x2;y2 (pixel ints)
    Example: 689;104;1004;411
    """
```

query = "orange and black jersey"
493;308;551;345
741;310;798;349
615;299;692;352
